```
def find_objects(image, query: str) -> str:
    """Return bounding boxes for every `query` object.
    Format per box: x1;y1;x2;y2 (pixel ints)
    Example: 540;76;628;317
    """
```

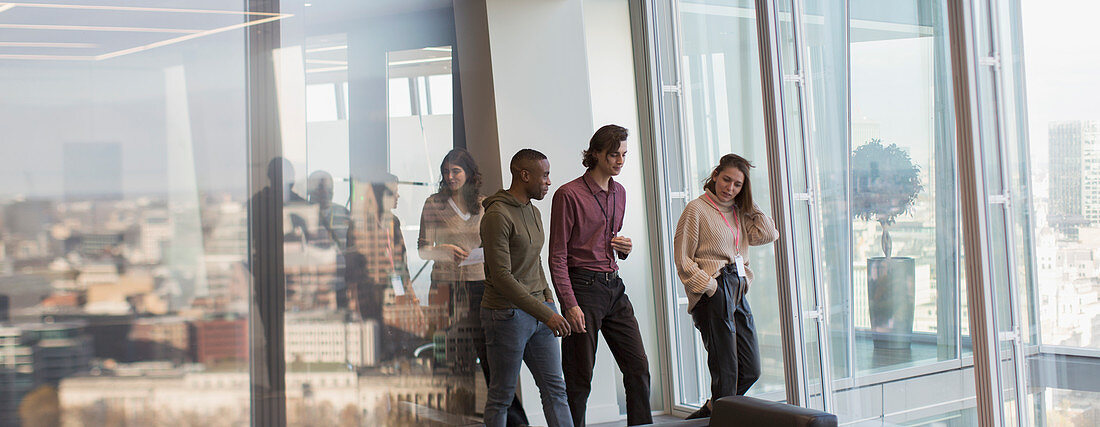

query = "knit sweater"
417;193;486;282
479;190;556;323
673;189;780;313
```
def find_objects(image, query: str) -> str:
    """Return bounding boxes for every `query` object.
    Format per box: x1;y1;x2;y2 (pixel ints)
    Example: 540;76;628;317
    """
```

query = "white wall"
582;0;665;417
483;0;595;425
479;0;657;424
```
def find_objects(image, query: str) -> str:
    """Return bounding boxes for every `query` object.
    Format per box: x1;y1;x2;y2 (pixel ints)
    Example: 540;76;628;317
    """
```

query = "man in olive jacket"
480;149;573;427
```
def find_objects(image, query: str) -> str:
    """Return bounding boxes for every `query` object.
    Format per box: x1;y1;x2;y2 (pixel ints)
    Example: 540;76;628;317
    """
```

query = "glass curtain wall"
770;0;980;424
0;1;470;425
275;2;465;425
974;0;1100;424
0;1;258;424
649;0;788;411
652;0;991;423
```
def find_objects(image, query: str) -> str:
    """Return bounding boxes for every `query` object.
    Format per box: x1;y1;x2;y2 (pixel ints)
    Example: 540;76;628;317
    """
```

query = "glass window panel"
802;318;825;412
776;0;798;77
850;0;954;373
819;0;978;422
793;204;815;313
428;73;453;116
675;303;705;406
665;0;786;409
988;207;1014;333
0;2;251;423
282;3;462;423
388;78;412;117
783;81;808;194
978;66;1006;194
1007;0;1100;422
661;92;688;195
801;0;855;382
655;0;680;86
306;83;339;122
999;340;1022;427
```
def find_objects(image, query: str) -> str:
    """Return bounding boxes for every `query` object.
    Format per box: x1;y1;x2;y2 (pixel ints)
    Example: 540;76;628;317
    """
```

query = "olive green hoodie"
479;189;556;322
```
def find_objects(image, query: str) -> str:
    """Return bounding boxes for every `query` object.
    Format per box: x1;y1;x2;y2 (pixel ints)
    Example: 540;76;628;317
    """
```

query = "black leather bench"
708;395;837;426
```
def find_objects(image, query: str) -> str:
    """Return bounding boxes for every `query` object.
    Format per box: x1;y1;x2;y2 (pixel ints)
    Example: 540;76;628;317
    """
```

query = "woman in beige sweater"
673;153;779;419
417;148;528;424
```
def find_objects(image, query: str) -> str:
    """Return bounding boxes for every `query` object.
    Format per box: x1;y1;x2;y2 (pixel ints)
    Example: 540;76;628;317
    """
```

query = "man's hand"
545;313;572;337
440;244;469;263
566;306;587;333
610;236;633;256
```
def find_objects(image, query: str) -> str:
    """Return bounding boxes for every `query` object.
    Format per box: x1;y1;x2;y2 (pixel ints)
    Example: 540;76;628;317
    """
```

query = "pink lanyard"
703;193;741;249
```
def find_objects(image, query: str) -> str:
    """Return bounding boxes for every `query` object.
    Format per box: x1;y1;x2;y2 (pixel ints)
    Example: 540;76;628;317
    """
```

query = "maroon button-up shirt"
549;172;628;310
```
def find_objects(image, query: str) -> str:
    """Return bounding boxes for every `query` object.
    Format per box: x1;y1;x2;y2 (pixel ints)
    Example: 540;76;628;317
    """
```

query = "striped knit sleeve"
745;202;780;246
417;198;450;262
674;203;718;297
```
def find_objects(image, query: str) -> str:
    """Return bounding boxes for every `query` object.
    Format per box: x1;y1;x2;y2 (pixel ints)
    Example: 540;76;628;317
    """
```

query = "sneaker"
685;404;711;420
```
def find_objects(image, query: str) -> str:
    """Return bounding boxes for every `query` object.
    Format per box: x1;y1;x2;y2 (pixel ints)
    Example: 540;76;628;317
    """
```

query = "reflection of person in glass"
283;169;349;312
306;170;350;309
417;148;528;425
480;149;572;427
673;154;779;419
550;125;651;426
346;173;420;324
306;170;350;251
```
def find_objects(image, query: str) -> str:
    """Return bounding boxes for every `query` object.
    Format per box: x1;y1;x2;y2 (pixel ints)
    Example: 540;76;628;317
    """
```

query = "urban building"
0;0;1097;426
128;316;192;364
191;318;248;366
284;312;379;367
0;322;92;422
1049;120;1100;238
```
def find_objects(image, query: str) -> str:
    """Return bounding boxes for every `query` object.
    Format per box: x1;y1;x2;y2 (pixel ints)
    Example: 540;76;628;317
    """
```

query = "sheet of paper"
390;274;405;296
458;247;485;266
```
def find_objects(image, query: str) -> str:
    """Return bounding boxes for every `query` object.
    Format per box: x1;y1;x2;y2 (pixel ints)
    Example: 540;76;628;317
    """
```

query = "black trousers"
562;269;652;426
692;264;761;402
469;281;529;426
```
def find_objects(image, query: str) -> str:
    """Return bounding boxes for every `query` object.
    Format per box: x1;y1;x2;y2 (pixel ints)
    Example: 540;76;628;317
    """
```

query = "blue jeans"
481;302;573;427
468;282;529;426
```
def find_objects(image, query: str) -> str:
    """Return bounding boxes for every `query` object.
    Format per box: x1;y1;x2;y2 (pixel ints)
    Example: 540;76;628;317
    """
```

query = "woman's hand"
439;244;469;263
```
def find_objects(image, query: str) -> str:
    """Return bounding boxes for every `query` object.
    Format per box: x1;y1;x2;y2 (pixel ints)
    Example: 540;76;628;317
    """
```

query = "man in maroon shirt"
550;124;652;426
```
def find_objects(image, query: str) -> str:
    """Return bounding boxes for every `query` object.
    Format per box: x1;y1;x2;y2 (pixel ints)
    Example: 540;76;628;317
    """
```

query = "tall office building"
0;322;92;421
0;326;33;422
63;142;123;202
1048;120;1099;238
1086;124;1100;225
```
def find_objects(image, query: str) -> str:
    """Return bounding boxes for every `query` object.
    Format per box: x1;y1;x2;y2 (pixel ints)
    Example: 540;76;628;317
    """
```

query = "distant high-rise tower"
1048;121;1099;239
64;142;122;201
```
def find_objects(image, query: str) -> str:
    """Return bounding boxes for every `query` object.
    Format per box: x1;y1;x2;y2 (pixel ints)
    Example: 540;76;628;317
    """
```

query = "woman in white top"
673;153;779;419
417;148;528;425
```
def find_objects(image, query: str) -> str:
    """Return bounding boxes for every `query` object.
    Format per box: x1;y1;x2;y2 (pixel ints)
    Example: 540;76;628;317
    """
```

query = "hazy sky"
1021;0;1100;170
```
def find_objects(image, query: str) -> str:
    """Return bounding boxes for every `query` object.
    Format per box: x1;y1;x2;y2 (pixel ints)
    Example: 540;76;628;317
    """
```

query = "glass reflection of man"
306;171;350;251
305;170;350;310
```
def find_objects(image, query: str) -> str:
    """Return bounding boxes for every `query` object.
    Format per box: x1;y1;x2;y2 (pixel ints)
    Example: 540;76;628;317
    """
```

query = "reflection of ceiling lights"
0;23;200;33
422;46;451;52
0;2;292;61
387;57;450;67
306;66;347;74
305;45;347;53
0;41;96;48
306;59;347;65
